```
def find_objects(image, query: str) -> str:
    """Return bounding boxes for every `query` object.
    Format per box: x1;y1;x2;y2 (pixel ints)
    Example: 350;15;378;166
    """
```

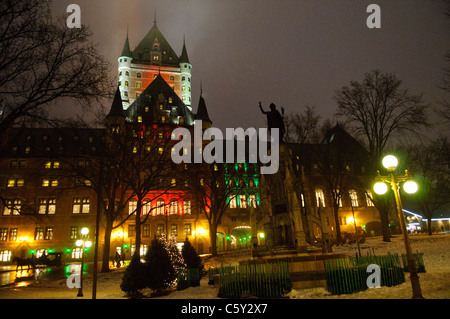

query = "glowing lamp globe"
75;240;83;247
374;182;388;195
382;155;398;171
80;227;89;235
403;180;418;194
84;241;92;248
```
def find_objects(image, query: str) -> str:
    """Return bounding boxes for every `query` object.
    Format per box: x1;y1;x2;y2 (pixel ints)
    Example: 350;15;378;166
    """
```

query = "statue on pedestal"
259;102;285;142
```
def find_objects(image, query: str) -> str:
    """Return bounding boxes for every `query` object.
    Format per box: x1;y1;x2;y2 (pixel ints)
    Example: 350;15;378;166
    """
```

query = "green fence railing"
177;268;201;291
401;253;426;273
216;261;291;298
324;254;406;295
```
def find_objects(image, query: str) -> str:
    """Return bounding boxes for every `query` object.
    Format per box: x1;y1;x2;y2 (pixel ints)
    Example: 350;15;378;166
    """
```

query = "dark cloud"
52;0;450;133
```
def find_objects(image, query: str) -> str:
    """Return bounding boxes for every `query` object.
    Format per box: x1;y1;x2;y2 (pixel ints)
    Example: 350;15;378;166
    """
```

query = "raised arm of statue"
259;102;269;114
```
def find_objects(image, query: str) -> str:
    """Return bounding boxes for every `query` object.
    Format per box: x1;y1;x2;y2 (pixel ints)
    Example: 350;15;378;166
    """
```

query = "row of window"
0;222;193;244
5;177;91;188
313;189;375;208
128;199;191;216
127;223;192;238
119;71;190;82
2;197;90;216
0;227;53;241
229;194;258;209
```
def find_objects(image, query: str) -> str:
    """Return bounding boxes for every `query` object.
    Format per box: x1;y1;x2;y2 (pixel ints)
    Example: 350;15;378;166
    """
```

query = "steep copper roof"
195;94;211;123
121;34;132;57
131;22;180;66
107;85;126;118
125;74;194;126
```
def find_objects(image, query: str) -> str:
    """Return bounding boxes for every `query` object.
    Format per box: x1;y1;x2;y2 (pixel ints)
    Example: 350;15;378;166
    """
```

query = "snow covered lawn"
0;233;449;299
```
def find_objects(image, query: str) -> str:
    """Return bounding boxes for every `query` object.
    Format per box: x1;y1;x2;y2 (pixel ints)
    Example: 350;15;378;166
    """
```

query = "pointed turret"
107;85;126;118
121;33;132;58
195;88;212;129
180;37;190;64
107;85;126;142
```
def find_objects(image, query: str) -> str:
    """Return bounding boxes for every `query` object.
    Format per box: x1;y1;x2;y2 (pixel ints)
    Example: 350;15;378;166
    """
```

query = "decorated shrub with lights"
144;237;177;294
120;252;146;297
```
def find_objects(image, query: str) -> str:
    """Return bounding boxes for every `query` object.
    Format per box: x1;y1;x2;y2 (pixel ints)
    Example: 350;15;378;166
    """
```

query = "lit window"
239;195;247;208
42;178;58;187
229;195;237;209
143;224;150;237
0;250;11;262
0;228;8;242
249;195;257;208
183;200;191;214
71;248;83;259
156;199;165;215
349;190;359;207
136;82;141;89
9;229;18;241
39;198;56;215
158;147;163;155
156;224;164;235
129;199;137;215
3;200;21;215
44;227;53;240
366;191;375;207
171;223;178;236
138;116;143;123
143;200;151;216
170;200;178;215
315;188;326;207
72;197;90;214
184;223;192;236
34;227;44;240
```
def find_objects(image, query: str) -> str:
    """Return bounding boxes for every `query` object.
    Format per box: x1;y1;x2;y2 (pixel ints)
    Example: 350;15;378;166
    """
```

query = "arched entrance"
230;226;251;250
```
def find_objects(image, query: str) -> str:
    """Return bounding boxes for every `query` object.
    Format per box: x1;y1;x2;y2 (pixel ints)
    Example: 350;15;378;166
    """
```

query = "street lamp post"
75;227;91;297
373;155;424;299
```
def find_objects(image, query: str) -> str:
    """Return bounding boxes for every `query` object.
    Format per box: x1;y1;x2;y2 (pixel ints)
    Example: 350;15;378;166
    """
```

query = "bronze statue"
259;102;285;141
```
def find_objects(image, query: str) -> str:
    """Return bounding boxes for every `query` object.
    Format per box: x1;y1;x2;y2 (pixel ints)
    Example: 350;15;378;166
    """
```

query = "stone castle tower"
118;19;193;111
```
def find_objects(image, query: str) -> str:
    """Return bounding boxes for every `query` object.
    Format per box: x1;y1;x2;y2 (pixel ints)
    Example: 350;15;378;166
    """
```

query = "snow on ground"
0;233;449;299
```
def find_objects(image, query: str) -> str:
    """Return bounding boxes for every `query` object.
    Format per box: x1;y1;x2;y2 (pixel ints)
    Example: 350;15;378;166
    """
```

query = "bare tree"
334;69;429;241
284;106;322;144
184;160;248;256
0;0;113;139
403;137;450;235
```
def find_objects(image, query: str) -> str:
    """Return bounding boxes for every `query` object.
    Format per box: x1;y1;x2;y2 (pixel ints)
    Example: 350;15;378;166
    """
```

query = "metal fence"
177;268;201;290
214;261;291;298
324;254;406;295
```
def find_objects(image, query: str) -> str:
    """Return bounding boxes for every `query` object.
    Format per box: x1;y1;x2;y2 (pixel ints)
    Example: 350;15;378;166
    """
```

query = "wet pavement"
0;263;91;288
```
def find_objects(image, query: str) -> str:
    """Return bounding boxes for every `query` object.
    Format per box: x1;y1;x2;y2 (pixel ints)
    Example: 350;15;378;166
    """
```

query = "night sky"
51;0;450;135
